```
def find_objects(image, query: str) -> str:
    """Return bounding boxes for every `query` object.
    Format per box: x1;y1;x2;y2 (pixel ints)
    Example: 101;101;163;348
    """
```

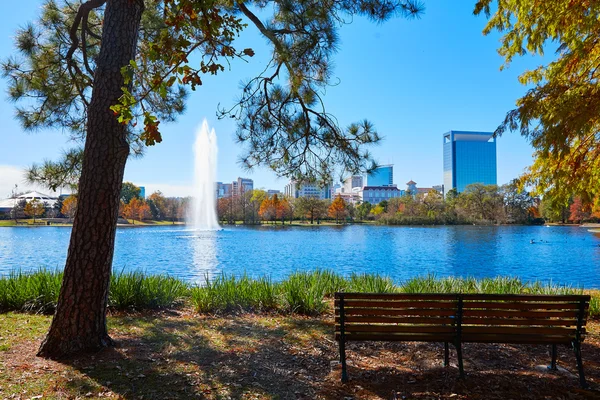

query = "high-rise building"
443;130;497;193
232;177;253;197
366;165;394;187
139;186;146;199
216;182;233;198
343;175;364;193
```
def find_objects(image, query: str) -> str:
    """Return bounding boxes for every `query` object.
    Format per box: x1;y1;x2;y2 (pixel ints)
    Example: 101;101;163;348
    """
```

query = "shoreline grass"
1;269;598;317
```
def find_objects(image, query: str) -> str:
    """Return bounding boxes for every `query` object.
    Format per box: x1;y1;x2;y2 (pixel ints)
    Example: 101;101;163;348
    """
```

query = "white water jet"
191;119;220;230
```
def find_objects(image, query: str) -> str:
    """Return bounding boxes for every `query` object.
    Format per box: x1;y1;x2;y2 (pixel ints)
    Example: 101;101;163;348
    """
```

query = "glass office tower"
443;131;496;193
366;165;394;187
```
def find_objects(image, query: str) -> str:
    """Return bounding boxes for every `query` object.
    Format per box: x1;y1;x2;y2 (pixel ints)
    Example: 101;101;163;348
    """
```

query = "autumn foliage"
328;195;347;224
258;194;292;224
61;196;78;220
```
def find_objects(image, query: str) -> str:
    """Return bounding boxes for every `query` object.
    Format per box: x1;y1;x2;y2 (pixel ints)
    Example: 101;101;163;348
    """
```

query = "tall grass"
0;269;62;313
2;269;599;318
191;274;278;313
0;269;189;313
109;270;189;310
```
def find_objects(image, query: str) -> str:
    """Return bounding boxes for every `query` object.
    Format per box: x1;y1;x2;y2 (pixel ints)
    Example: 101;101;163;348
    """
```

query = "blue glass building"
443;131;496;193
366;165;394;187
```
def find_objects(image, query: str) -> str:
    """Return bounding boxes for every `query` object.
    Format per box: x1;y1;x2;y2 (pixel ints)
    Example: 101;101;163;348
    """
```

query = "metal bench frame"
335;292;590;388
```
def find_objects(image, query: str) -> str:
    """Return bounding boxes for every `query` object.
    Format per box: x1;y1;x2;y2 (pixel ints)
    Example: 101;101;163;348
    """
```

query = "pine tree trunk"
38;0;144;358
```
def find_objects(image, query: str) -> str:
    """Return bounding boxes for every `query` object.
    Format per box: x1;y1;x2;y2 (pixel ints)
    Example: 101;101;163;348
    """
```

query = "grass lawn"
1;310;599;399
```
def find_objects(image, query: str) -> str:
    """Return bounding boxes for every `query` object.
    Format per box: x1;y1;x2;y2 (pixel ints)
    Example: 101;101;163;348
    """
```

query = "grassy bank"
1;269;598;317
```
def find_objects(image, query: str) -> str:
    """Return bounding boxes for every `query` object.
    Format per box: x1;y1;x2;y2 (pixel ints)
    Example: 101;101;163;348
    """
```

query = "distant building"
232;177;253;197
443;130;497;193
284;180;331;199
343;175;363;193
267;189;281;196
406;180;417;195
216;182;233;199
0;191;60;214
361;186;402;205
432;185;444;196
366;165;394;187
139;186;146;199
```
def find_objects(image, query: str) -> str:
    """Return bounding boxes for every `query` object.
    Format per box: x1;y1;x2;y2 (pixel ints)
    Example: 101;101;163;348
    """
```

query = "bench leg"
339;339;348;383
548;344;557;371
572;341;588;389
455;342;465;379
444;342;449;367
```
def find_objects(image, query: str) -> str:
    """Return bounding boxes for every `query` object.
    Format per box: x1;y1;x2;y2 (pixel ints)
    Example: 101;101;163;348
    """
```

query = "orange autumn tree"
61;195;78;220
329;195;347;224
259;195;278;223
124;197;143;224
276;197;293;224
137;201;151;221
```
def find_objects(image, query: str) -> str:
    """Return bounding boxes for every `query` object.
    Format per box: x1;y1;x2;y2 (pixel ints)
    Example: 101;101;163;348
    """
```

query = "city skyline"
0;2;540;198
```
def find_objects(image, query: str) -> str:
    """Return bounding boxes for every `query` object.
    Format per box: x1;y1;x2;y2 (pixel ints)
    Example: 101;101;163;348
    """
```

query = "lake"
1;225;599;287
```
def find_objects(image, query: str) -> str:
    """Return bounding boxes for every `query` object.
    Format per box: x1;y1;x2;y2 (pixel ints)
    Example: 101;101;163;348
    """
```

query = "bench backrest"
460;294;589;344
335;293;459;342
335;293;590;344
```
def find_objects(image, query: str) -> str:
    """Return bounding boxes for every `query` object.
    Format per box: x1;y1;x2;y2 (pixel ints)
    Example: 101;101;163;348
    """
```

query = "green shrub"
109;270;189;310
190;274;278;314
280;271;330;315
0;269;62;313
347;273;395;293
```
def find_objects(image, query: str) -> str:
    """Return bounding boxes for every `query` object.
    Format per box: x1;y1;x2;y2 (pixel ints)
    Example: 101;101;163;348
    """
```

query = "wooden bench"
334;292;590;387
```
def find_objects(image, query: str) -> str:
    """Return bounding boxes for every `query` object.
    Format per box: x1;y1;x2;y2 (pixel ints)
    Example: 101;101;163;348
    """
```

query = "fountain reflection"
190;230;219;284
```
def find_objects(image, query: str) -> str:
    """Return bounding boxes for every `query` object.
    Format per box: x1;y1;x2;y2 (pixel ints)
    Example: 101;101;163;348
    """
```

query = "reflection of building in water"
191;231;219;284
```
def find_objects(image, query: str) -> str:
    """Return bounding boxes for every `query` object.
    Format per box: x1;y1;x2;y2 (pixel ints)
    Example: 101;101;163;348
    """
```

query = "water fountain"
191;119;220;230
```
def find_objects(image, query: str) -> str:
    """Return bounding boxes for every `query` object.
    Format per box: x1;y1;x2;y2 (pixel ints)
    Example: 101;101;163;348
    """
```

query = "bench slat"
335;316;455;324
339;325;455;333
344;308;456;317
461;294;589;302
460;334;575;344
461;326;582;335
461;317;579;326
335;300;457;309
335;293;458;300
461;302;584;310
462;309;579;318
336;333;455;342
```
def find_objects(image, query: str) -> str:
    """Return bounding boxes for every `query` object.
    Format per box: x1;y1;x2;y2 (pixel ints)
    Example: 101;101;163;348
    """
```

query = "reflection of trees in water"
191;231;219;284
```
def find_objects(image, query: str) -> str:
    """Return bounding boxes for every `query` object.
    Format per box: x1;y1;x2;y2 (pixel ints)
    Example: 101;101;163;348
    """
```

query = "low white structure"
0;191;60;214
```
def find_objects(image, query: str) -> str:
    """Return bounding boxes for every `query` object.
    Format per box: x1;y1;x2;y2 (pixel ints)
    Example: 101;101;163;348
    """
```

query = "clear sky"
0;1;547;198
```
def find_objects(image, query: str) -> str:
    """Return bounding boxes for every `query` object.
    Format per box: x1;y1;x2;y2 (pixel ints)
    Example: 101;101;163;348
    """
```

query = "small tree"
356;202;372;221
329;195;347;224
11;199;27;222
120;182;142;205
24;199;45;223
569;197;590;224
61;196;78;221
259;195;277;223
124;198;142;224
137;201;152;221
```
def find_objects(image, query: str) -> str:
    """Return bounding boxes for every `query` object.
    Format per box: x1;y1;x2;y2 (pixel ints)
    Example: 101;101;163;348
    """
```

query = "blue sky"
0;1;546;198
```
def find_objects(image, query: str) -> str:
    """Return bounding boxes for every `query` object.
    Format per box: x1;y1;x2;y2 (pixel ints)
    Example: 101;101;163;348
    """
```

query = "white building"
0;191;61;214
284;180;331;199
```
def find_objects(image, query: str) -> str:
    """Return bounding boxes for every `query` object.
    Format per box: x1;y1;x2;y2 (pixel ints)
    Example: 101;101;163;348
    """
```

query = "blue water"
1;225;599;287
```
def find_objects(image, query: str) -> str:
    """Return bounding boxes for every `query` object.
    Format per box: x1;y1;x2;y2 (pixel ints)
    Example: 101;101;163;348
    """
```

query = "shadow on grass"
52;314;600;400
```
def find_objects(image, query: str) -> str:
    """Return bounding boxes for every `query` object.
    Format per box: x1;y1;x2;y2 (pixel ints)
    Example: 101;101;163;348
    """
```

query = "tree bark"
38;0;144;358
